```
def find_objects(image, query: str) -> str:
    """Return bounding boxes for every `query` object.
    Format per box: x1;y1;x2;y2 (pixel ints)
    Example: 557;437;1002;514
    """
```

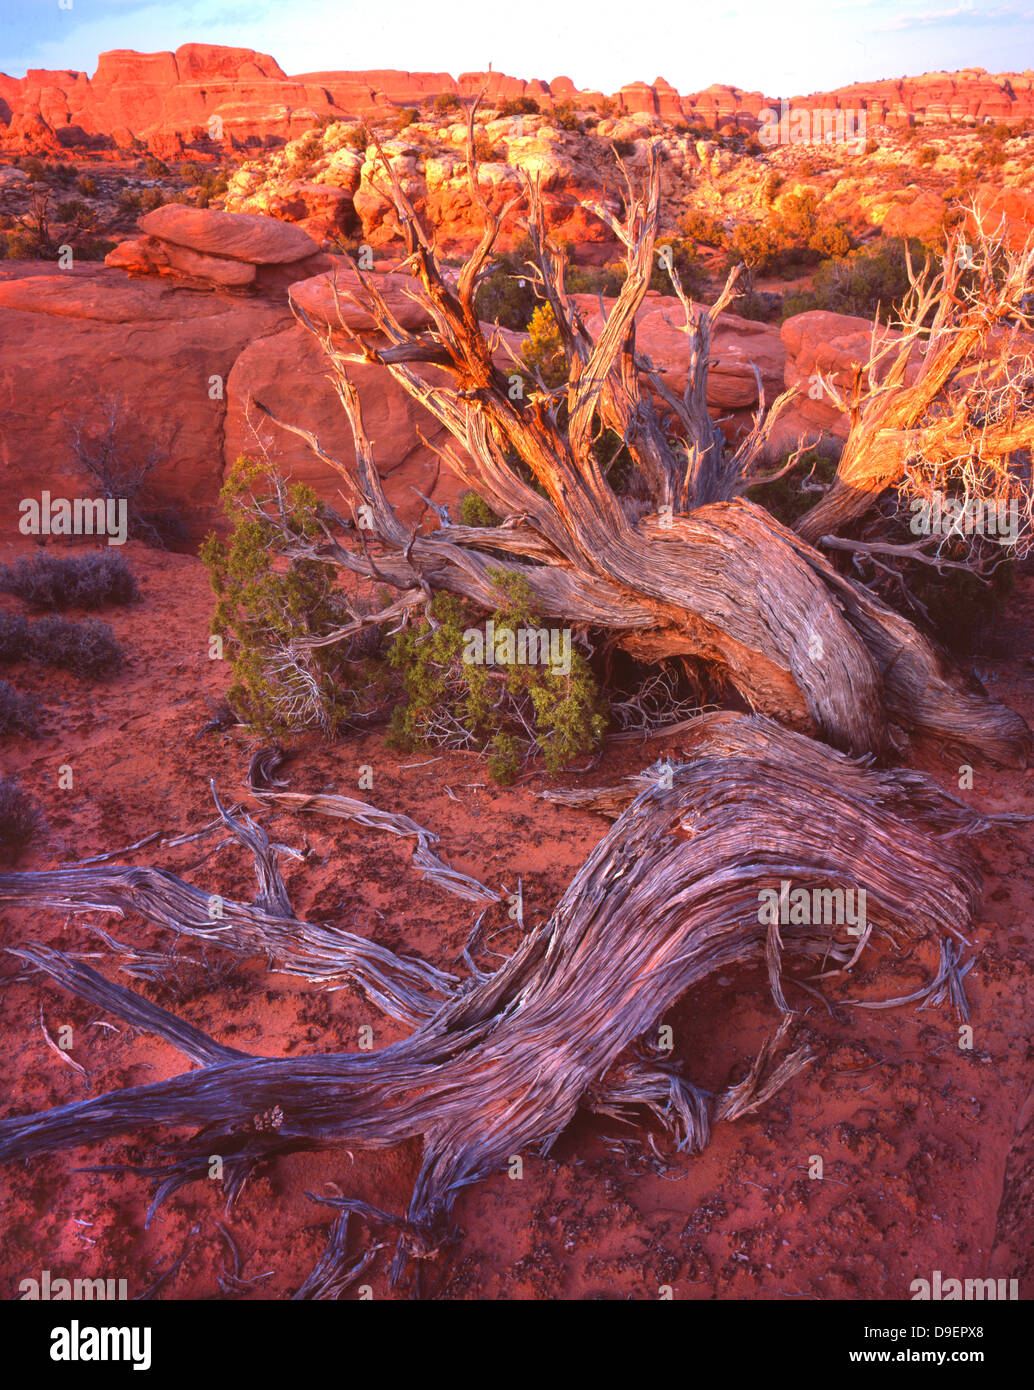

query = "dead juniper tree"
797;215;1034;565
254;113;1028;767
0;715;1007;1292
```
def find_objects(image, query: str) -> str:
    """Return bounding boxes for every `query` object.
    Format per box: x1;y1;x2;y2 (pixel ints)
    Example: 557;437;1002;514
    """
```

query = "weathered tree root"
245;746;500;906
0;716;992;1294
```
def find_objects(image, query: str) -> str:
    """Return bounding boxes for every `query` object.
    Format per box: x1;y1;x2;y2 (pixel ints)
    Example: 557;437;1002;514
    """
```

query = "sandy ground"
1;536;1033;1301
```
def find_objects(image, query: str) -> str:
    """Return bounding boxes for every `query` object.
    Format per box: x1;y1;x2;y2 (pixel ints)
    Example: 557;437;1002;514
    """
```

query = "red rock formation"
105;206;331;293
4;45;1032;159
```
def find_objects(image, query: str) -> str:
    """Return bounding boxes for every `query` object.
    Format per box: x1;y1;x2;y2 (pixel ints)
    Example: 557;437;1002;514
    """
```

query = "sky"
1;0;1033;94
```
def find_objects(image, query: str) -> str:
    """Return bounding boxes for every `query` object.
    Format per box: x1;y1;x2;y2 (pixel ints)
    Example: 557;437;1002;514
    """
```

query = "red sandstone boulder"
224;322;466;524
574;291;786;412
289;265;432;333
969;187;1034;253
882;189;948;243
137;205;321;262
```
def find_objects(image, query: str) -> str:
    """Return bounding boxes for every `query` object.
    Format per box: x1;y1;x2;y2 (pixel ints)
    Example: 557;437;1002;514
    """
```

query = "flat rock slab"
137;205;321;264
0;268;238;321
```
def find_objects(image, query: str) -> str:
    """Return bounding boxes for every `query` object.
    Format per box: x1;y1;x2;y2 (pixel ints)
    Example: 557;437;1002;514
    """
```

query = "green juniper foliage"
386;572;608;784
201;459;371;736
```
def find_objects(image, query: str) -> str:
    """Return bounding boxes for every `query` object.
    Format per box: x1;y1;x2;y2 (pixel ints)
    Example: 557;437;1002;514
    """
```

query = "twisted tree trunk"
255;120;1028;767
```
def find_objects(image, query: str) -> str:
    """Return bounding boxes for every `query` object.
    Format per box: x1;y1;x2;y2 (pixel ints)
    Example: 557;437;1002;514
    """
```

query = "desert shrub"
0;551;139;610
651;236;708;296
29;616;123;675
0;778;44;862
77;174;98;197
17;157;46;182
731;287;783;322
68;236;117;263
433;92;461;115
201;459;376;736
761;170;784;204
746;448;839;527
386;576;607;784
611;138;637;158
473;244;539;331
551;100;581;133
680;209;727;247
144;156;169;177
0;678;39;736
341;123;370;152
458;491;501;527
68;397;181;547
498;97;540;118
472;131;499;163
289;131;322;171
116;189;142;213
781;237;926;323
180;161;204;185
55;198;88;222
521;304;566;387
139;187;164;212
565;262;625;296
194;169;230;208
725;192;852;274
0;613;30;662
725;218;787;274
394;107;419;132
918;145;938;166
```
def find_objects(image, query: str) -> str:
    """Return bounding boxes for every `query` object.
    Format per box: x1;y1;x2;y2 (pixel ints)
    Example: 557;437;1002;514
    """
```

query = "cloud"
867;3;1031;32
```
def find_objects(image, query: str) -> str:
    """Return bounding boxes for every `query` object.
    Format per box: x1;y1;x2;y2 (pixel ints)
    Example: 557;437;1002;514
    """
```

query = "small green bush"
433;92;461;115
473;242;539;331
521;304;566;387
201;459;373;736
680;209;726;248
498;97;540;118
651;236;708;296
781;237;927;324
565;262;625;296
458;492;501;527
341;123;370;152
551;100;581;132
386;576;607;783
